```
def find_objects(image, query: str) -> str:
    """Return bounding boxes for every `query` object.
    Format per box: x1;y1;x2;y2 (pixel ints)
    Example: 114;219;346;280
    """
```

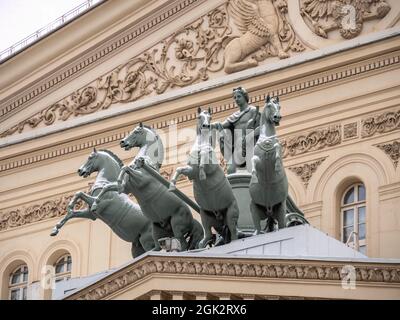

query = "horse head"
120;122;149;150
121;123;164;170
197;107;212;133
78;148;122;180
78;148;101;178
264;95;281;126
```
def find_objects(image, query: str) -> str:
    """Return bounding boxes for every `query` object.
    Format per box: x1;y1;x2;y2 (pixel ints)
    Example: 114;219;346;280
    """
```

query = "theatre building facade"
0;0;400;300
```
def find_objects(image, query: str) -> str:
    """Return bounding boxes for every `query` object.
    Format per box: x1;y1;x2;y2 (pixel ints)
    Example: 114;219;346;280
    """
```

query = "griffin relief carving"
224;0;306;73
300;0;391;39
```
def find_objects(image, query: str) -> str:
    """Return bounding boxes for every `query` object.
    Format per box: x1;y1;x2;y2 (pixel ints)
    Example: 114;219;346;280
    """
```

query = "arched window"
9;265;28;300
54;254;72;283
341;183;366;254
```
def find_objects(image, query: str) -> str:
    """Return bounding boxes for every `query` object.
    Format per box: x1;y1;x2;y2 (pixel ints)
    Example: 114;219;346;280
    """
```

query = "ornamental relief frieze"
0;194;85;232
0;166;187;232
300;0;391;39
66;257;400;300
1;1;311;138
0;0;205;121
361;109;400;138
1;0;399;138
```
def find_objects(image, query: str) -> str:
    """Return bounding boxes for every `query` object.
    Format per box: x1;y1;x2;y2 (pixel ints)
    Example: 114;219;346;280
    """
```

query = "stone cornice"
64;254;400;300
0;0;206;122
1;106;400;176
1;28;399;142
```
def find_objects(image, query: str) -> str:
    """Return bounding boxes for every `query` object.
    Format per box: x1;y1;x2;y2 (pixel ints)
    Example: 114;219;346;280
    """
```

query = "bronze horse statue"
93;123;204;251
169;107;240;247
50;149;155;258
250;95;308;234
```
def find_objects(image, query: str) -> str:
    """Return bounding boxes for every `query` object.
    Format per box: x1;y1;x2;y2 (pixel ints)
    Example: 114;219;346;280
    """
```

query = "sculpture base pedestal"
227;170;260;236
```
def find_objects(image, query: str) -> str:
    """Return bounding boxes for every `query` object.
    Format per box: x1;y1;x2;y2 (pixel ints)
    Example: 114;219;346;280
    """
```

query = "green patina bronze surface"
170;108;240;248
50;149;155;258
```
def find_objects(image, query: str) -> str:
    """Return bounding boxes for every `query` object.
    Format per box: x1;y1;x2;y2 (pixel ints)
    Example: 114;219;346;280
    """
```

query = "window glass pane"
358;184;366;201
23;271;28;282
10;289;20;300
23;287;27;300
358;206;366;224
359;245;367;255
11;272;21;284
55;263;64;274
67;256;72;272
343;226;354;243
343;187;355;204
359;223;366;240
343;209;354;227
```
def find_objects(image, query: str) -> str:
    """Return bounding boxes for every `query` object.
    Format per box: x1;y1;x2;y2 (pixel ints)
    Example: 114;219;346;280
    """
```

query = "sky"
0;0;88;53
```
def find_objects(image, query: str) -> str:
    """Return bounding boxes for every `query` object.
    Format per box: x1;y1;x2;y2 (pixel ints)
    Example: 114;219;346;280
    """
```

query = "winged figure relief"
224;0;305;74
300;0;391;39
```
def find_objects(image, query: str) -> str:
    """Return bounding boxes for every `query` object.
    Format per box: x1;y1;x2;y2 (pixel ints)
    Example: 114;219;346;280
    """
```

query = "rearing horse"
249;95;288;234
169;107;240;247
50;149;155;258
94;123;204;251
250;95;302;234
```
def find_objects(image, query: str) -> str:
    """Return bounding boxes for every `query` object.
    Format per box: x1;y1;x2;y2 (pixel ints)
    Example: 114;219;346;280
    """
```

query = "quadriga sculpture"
169;107;240;247
50;149;155;258
93;123;204;251
250;95;308;234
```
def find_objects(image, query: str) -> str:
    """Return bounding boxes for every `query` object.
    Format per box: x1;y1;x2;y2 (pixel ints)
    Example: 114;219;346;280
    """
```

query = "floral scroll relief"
300;0;391;39
1;3;309;138
1;7;232;138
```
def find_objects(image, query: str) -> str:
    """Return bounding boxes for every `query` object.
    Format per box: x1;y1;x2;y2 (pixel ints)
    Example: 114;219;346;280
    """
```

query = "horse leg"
151;222;172;251
117;166;138;194
77;192;97;208
131;242;146;258
199;209;216;248
225;200;240;242
139;224;156;252
51;208;96;236
170;208;192;251
91;183;119;212
250;201;266;235
251;155;260;183
51;210;74;236
274;200;287;230
169;166;192;191
199;149;211;180
51;192;83;234
188;219;204;250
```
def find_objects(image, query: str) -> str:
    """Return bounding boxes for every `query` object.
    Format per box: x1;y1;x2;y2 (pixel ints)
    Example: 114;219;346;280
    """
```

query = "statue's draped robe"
220;105;260;168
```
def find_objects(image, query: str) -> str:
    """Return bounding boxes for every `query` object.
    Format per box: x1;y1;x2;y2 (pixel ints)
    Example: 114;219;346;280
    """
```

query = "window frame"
8;265;28;300
53;254;72;283
340;183;367;254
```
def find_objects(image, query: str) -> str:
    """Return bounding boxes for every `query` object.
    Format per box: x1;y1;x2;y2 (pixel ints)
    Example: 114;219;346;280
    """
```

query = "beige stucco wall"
0;0;399;299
